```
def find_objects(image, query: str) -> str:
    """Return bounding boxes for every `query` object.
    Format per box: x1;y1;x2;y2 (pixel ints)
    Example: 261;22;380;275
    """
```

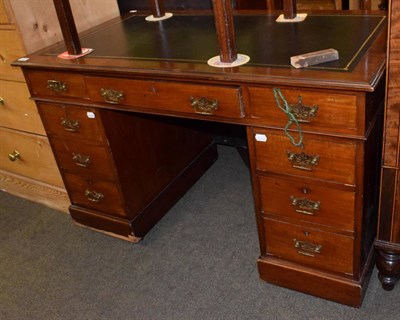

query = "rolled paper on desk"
290;49;339;68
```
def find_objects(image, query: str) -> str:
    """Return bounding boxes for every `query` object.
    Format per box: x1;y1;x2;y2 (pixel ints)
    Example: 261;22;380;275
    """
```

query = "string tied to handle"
273;88;304;148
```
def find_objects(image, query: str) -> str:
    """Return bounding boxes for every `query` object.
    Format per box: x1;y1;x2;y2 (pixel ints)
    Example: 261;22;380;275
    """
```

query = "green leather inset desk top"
47;14;386;71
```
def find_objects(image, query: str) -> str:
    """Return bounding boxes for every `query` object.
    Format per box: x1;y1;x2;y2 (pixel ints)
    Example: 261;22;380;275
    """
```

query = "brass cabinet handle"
290;196;320;216
293;239;322;257
72;153;91;168
47;80;67;93
8;150;20;161
61;118;80;132
286;151;320;171
84;189;104;203
0;97;4;105
289;96;318;123
100;88;124;104
190;97;219;115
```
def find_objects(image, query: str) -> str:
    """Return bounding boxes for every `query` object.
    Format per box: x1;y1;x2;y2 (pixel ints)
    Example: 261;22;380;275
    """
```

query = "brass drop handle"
289;96;319;123
290;196;320;216
61;118;80;132
100;88;124;104
84;189;104;203
190;97;219;115
8;150;20;161
47;80;67;93
293;239;322;257
286;151;320;171
0;97;4;105
72;153;91;168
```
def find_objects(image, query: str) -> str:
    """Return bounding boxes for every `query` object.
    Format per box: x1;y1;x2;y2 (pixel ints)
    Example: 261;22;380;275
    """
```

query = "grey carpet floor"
0;145;399;320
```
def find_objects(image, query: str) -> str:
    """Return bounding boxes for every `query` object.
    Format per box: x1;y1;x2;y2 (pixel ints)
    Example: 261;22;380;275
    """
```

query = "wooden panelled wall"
7;0;119;54
0;0;119;212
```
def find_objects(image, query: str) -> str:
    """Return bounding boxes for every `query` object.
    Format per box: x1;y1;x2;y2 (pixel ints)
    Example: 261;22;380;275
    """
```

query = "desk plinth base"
257;251;375;307
69;142;218;242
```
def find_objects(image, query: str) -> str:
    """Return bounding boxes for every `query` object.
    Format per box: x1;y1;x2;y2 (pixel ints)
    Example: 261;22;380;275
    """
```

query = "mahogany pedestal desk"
14;11;387;307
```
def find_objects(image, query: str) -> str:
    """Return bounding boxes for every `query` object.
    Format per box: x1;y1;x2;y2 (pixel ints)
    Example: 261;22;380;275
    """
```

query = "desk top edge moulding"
13;0;388;308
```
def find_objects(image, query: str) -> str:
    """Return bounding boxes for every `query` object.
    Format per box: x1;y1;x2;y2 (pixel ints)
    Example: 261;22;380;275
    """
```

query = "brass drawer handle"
47;80;67;93
0;97;4;105
293;239;322;257
286;151;320;171
289;96;318;123
72;153;91;168
290;196;320;216
100;88;124;104
190;97;219;115
8;150;20;161
84;189;104;203
61;118;80;132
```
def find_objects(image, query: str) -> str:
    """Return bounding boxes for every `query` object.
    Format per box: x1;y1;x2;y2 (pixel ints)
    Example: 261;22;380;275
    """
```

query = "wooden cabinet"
0;1;69;211
375;0;400;291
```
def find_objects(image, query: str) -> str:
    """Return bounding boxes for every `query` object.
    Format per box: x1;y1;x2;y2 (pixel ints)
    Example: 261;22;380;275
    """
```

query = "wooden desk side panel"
381;0;400;168
376;0;400;291
379;0;400;241
391;0;400;243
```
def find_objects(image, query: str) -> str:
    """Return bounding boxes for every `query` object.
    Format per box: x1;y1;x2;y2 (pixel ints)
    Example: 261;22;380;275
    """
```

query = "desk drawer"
0;127;63;187
0;80;45;134
250;128;357;185
86;76;244;119
249;87;359;135
264;218;354;275
26;70;89;99
0;28;25;82
0;1;10;24
38;103;105;143
51;138;116;180
259;176;355;232
63;172;127;217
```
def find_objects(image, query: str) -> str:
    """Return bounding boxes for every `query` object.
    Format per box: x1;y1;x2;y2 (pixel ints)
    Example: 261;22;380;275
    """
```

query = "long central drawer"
85;76;245;119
